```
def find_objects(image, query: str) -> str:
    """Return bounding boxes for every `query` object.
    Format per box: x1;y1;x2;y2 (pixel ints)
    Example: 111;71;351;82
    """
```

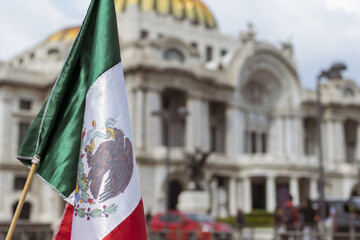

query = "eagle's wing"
88;144;112;200
99;138;134;202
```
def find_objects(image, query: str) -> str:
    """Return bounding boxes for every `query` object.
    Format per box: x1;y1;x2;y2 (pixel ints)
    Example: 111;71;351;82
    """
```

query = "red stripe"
52;199;146;240
52;203;74;240
104;199;147;240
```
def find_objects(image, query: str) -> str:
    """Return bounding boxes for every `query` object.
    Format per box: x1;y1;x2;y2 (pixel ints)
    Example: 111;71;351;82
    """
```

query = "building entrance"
169;180;183;210
252;178;266;210
276;182;289;208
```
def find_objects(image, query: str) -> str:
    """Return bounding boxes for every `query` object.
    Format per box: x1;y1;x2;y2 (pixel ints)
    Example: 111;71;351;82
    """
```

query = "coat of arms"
74;118;134;220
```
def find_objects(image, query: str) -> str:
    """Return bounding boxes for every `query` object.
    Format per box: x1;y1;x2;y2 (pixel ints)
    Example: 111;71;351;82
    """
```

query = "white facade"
0;1;359;229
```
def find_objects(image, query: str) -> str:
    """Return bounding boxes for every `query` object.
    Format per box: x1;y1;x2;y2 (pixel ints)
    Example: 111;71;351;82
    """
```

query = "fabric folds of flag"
17;0;146;239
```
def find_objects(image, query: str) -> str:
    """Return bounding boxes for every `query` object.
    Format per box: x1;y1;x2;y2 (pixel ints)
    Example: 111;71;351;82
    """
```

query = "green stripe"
18;0;121;198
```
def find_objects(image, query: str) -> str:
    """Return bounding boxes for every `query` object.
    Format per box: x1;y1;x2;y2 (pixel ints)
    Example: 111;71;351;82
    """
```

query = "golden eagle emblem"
74;118;134;219
85;127;134;202
76;118;134;207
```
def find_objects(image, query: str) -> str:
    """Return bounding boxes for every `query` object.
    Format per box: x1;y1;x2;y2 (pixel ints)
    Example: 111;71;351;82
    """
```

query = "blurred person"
282;195;299;239
145;209;152;227
299;198;316;240
235;207;245;239
324;203;337;240
273;205;284;240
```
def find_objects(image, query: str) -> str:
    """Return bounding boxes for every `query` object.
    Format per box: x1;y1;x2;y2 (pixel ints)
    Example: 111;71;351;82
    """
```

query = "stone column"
243;177;252;213
145;90;162;151
356;123;360;162
269;115;284;155
226;107;241;156
268;116;277;154
186;97;202;152
335;120;345;162
285;116;294;157
218;186;228;218
290;177;299;206
294;117;303;159
154;165;167;213
280;116;286;155
236;179;244;209
3;97;14;159
238;111;245;154
0;97;5;162
325;119;336;164
229;178;237;216
310;178;318;200
134;89;145;149
210;179;218;217
284;117;292;156
200;100;210;151
266;175;276;212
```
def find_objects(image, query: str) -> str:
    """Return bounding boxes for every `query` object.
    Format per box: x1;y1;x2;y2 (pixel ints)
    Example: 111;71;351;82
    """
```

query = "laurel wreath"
74;204;118;220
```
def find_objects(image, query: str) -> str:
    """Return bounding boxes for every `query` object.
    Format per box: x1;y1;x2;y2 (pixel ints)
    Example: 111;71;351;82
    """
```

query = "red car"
149;210;232;240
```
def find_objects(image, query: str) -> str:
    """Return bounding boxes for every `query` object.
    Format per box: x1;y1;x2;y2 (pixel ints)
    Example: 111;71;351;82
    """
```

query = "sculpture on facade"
325;62;347;80
186;148;211;191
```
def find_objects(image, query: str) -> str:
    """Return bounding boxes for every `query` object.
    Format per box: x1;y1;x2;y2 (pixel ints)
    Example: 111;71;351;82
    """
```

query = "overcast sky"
0;0;359;89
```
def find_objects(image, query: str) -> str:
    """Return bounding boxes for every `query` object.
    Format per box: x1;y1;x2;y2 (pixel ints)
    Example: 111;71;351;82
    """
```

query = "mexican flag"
17;0;146;239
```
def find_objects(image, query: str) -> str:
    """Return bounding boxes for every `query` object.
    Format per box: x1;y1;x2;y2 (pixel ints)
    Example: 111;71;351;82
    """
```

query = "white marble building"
0;0;359;228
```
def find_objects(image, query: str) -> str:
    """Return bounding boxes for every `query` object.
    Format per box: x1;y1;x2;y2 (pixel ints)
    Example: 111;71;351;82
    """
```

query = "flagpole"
6;162;38;240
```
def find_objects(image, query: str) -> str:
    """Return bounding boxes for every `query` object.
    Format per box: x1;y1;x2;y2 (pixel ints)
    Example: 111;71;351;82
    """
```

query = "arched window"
244;111;269;154
242;81;270;154
164;48;184;63
243;82;267;105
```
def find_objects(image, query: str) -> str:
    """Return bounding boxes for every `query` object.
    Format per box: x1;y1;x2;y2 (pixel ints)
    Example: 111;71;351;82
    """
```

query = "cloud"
0;0;358;89
323;0;360;16
0;0;86;60
203;0;360;88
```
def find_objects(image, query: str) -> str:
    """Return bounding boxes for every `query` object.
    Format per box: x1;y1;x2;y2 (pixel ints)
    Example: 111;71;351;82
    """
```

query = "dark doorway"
276;182;289;208
252;178;266;210
299;178;310;203
169;180;183;210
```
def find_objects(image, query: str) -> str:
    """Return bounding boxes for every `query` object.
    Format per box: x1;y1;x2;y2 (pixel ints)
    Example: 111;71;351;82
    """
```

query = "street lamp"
152;106;188;211
316;62;346;231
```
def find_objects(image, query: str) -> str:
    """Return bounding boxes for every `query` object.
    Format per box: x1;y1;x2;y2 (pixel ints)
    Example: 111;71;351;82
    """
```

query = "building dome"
45;0;217;43
45;26;80;42
115;0;217;29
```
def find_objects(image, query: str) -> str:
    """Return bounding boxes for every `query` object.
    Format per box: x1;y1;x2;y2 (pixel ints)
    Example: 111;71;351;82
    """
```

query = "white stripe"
71;63;142;240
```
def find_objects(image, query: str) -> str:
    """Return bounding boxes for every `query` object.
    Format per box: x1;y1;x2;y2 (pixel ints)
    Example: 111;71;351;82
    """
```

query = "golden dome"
45;26;80;42
45;0;216;42
115;0;217;29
